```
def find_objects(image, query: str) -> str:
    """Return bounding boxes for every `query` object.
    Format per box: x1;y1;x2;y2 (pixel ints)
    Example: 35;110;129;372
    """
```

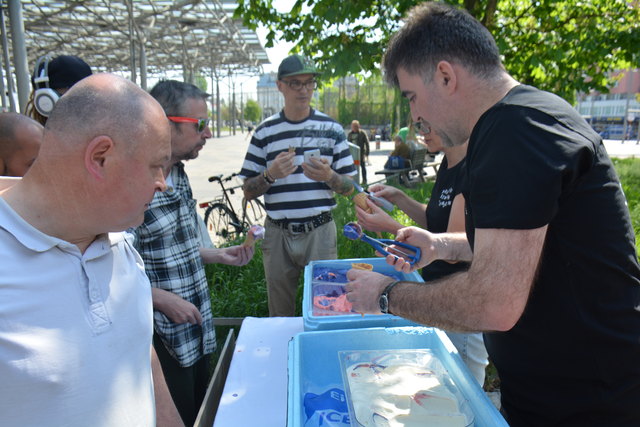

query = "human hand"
386;226;437;273
268;151;297;179
153;289;203;325
344;269;395;314
355;199;402;234
301;156;334;182
219;244;255;266
368;184;403;205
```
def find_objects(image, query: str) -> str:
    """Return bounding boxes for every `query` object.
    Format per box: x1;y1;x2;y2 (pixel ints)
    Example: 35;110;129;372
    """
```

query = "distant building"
257;72;282;120
576;69;640;140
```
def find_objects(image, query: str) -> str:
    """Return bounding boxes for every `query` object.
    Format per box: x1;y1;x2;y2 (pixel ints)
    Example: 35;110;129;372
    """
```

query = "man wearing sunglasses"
132;80;254;425
240;54;357;317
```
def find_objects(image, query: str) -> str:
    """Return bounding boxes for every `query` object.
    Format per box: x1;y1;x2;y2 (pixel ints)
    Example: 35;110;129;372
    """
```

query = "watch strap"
380;280;400;314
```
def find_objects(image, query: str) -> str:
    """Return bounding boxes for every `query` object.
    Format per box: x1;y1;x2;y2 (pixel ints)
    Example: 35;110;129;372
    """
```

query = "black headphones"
33;55;59;117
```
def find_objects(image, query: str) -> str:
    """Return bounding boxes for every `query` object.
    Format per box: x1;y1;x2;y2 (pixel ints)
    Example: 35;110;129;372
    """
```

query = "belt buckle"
288;221;312;234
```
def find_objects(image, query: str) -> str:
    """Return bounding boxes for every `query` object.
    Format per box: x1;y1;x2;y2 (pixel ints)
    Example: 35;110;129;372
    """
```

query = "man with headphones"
27;55;92;125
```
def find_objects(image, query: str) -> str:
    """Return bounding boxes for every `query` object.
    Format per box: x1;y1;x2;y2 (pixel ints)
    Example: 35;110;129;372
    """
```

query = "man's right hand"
268;151;297;179
151;288;203;325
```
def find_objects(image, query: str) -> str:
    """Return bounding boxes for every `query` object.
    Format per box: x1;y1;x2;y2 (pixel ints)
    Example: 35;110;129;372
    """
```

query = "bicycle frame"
199;173;266;245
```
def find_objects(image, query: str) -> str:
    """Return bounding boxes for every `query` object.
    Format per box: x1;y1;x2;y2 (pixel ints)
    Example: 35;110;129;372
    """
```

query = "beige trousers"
262;219;337;316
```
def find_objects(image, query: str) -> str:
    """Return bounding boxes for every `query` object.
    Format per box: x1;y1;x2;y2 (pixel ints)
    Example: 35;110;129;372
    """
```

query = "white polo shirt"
0;199;155;426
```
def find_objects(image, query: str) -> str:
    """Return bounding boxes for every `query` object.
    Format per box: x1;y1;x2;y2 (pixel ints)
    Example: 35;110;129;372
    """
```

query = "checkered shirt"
132;162;215;367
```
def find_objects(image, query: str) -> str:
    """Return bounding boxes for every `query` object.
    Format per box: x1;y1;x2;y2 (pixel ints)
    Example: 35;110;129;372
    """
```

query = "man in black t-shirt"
344;3;640;425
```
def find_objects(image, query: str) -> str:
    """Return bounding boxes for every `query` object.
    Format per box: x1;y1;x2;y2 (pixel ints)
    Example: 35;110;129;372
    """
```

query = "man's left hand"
344;269;395;314
301;157;333;182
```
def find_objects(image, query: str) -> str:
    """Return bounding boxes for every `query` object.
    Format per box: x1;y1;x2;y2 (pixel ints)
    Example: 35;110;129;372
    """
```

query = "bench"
375;147;430;186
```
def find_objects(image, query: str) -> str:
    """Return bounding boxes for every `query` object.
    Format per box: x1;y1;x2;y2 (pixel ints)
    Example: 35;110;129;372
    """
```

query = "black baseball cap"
32;55;92;90
277;55;319;80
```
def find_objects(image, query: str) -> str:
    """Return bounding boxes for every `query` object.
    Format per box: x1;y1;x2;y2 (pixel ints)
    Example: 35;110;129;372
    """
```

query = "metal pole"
216;73;221;138
7;0;28;113
0;6;10;111
0;54;6;111
232;80;236;136
126;0;136;84
139;42;147;90
240;82;244;132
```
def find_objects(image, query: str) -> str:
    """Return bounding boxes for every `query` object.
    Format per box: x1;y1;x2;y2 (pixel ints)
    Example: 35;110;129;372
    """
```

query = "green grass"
206;180;435;319
205;158;640;389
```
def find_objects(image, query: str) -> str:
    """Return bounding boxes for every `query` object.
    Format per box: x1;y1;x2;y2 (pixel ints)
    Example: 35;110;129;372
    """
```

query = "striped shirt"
239;109;356;220
132;162;215;367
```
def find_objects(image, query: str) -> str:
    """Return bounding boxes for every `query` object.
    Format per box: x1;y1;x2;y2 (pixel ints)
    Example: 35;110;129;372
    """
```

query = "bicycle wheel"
242;197;266;229
203;203;242;244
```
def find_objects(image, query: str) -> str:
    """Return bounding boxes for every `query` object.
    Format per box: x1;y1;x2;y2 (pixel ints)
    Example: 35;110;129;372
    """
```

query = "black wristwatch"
379;280;400;314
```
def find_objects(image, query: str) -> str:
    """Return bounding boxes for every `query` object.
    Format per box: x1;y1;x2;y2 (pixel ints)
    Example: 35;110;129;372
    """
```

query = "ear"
435;60;457;94
84;135;115;180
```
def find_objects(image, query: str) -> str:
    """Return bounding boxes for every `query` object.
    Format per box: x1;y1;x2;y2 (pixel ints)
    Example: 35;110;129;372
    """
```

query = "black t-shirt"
422;156;470;281
465;85;640;425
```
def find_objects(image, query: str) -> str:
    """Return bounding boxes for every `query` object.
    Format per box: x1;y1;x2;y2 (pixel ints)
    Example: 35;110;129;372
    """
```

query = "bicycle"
198;172;266;244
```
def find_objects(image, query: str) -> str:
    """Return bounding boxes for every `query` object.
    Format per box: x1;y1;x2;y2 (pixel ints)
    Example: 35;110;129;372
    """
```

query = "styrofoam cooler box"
287;326;507;427
303;258;423;331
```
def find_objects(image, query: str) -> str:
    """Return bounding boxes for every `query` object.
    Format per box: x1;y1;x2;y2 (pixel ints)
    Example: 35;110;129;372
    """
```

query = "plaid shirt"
132;162;215;367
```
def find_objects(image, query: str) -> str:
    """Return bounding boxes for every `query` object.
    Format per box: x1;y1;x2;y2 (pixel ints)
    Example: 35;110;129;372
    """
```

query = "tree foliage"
244;98;262;123
235;0;640;103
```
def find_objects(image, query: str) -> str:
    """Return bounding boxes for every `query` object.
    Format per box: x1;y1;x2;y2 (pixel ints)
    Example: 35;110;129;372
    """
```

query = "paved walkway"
185;134;640;221
183;133;401;218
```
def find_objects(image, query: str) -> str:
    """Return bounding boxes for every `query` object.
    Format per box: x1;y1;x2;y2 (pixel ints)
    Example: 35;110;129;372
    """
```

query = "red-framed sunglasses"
167;116;210;133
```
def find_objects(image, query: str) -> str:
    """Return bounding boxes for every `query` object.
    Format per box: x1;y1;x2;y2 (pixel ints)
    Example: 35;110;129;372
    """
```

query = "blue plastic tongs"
343;222;421;266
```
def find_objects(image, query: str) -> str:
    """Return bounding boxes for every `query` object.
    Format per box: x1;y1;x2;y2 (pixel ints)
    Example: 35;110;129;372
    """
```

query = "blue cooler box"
287;326;507;427
303;258;423;331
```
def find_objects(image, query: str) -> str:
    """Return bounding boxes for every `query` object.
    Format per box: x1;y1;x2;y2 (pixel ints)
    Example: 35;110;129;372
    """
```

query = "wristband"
263;170;275;184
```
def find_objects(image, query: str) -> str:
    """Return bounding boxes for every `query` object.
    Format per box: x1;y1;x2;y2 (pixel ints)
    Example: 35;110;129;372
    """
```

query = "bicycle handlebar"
208;172;238;183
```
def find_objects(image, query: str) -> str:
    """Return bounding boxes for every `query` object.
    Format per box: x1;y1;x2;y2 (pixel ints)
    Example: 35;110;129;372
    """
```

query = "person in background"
356;123;488;386
389;134;411;161
347;119;370;184
346;3;640;425
240;54;357;317
0;73;183;426
26;54;92;125
132;79;254;426
0;112;43;176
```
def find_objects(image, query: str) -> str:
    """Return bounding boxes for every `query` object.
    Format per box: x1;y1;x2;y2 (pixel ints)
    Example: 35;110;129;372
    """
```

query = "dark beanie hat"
32;55;92;90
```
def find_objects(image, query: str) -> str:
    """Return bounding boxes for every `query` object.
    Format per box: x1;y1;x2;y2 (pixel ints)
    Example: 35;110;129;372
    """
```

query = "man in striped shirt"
240;55;357;316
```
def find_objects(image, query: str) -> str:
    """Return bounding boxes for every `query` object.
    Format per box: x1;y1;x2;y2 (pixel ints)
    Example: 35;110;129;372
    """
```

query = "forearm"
151;287;174;312
432;232;473;262
326;172;355;196
391;228;544;332
200;247;226;264
152;348;184;427
243;174;270;201
393;193;428;229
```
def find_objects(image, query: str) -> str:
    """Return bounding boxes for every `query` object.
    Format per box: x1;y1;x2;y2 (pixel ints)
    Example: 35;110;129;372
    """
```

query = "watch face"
379;293;389;314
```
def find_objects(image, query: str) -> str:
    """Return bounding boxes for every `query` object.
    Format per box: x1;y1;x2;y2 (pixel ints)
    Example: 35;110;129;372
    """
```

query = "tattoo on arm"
327;173;355;196
243;175;270;200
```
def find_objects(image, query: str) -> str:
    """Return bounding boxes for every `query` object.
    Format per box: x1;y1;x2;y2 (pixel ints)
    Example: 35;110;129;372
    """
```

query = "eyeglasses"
280;79;318;91
167;116;210;133
413;119;431;135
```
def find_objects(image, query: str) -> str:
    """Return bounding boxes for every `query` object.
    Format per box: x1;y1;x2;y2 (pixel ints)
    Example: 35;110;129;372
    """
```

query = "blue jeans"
445;331;489;386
